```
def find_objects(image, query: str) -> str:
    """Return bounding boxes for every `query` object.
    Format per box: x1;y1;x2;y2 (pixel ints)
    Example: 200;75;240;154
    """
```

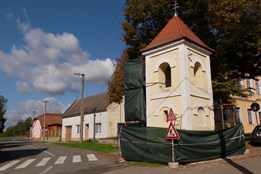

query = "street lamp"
43;100;49;141
74;72;85;143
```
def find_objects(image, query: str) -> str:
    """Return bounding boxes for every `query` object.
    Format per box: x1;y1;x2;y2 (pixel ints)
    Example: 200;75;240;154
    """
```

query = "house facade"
31;113;62;141
141;15;215;130
234;78;261;133
62;93;125;142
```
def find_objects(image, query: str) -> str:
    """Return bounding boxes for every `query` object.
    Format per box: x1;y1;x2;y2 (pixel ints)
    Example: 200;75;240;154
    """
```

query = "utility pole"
30;110;36;139
220;99;225;129
43;100;49;141
74;72;85;143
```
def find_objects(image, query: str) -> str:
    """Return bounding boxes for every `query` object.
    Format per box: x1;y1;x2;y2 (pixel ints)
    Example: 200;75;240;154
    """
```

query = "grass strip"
55;140;118;153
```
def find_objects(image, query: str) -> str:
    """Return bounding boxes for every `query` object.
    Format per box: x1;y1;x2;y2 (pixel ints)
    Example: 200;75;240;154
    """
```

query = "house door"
84;124;89;140
65;126;72;142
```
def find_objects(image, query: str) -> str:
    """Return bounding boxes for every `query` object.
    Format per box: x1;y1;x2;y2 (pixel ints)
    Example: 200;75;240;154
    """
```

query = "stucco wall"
233;78;261;133
107;100;125;137
144;41;214;130
31;120;41;139
62;111;109;141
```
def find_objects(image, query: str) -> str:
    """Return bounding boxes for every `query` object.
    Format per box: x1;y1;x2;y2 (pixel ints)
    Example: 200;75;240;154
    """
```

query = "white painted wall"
31;120;41;139
62;111;109;141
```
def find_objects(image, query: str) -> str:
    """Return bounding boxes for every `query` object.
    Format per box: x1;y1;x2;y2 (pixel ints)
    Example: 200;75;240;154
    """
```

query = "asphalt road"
1;138;261;174
0;137;123;174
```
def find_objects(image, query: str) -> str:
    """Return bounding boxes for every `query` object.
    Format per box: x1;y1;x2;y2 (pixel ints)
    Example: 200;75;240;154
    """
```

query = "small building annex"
31;113;62;141
62;92;124;142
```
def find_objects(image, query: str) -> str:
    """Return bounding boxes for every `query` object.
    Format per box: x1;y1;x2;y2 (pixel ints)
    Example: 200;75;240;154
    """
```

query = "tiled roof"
35;113;62;128
141;15;214;52
62;92;109;118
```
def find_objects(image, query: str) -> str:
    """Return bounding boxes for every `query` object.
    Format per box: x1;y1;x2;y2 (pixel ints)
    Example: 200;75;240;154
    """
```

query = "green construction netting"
120;124;246;163
124;57;145;122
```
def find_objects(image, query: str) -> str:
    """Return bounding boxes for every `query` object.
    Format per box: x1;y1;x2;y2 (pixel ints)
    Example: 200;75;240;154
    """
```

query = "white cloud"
0;21;115;95
16;81;30;93
4;97;69;128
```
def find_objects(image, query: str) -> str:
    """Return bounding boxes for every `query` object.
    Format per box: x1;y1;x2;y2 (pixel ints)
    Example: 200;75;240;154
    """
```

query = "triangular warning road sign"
167;108;176;122
166;122;180;139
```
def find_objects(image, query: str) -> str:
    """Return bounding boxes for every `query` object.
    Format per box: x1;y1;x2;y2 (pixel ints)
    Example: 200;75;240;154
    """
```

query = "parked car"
251;125;261;144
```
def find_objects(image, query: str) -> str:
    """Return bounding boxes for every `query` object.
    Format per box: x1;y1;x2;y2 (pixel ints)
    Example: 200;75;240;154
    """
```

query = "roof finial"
174;1;179;16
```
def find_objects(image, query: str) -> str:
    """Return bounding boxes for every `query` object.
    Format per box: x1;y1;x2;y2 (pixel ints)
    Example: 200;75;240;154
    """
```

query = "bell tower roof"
141;15;214;53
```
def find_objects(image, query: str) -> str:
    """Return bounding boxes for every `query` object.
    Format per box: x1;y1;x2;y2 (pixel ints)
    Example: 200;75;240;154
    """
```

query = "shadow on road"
1;148;48;163
0;139;48;163
224;158;254;174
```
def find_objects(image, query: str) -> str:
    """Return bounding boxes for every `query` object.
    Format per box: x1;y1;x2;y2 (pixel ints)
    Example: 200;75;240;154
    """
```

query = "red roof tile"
141;15;214;52
35;113;62;128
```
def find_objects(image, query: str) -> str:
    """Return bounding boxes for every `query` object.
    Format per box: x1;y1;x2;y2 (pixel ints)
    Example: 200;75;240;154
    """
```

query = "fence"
119;124;246;164
41;128;61;141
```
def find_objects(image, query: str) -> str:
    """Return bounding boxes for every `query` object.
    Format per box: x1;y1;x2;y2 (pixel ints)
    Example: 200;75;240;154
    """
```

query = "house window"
258;112;261;124
194;62;203;88
256;80;260;94
247;109;253;124
234;107;241;124
159;63;171;88
223;109;230;122
197;107;205;127
76;125;80;134
164;110;168;122
246;79;250;89
95;123;101;134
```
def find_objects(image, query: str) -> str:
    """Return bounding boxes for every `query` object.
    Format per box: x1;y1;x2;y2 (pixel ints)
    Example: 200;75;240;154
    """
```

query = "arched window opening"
164;110;168;122
194;62;203;88
159;63;171;88
197;107;205;127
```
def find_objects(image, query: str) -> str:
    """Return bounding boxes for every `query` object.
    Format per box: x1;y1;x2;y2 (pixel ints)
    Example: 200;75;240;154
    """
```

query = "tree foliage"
209;0;261;103
108;51;127;104
0;117;32;137
108;0;261;104
0;95;7;119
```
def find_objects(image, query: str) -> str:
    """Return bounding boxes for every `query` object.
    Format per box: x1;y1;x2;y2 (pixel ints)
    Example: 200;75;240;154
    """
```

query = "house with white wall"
62;92;125;142
31;113;62;140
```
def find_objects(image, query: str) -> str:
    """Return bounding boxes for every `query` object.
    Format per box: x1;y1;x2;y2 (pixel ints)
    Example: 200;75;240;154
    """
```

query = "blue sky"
0;0;125;128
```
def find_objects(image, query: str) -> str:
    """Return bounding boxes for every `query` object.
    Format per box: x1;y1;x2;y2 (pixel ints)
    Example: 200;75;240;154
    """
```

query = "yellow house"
233;78;261;133
141;14;215;130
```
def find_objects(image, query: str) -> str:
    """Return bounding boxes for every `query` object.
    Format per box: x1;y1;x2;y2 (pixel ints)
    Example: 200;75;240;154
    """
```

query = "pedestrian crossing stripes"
54;156;67;165
15;159;36;169
36;157;51;167
0;160;20;171
72;155;81;163
0;154;98;171
87;154;98;161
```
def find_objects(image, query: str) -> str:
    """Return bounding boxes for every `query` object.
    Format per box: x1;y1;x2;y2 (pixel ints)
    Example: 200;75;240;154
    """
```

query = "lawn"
55;140;119;153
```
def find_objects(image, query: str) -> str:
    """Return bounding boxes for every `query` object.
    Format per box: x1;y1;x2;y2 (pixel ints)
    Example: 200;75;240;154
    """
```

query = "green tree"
122;0;173;59
0;95;7;132
109;0;261;104
13;117;32;135
108;51;127;104
209;0;261;103
0;95;7;119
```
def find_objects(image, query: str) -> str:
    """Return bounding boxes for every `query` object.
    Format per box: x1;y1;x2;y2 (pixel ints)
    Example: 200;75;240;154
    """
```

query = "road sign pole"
171;139;174;162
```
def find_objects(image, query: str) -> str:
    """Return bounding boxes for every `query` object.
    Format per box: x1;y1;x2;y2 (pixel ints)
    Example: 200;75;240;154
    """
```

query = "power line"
91;7;124;59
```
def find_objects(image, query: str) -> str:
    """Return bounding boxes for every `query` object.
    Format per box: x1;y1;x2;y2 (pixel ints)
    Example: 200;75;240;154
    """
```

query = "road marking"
40;166;53;174
54;156;67;165
26;145;54;156
72;155;81;163
87;154;98;161
43;150;54;156
15;158;36;169
36;157;51;167
0;160;20;171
